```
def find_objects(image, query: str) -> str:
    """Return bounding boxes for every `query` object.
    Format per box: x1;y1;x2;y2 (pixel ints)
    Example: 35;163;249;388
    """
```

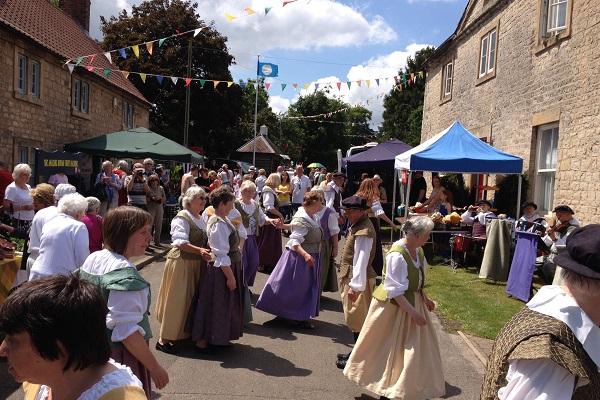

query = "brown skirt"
258;223;282;270
111;343;152;399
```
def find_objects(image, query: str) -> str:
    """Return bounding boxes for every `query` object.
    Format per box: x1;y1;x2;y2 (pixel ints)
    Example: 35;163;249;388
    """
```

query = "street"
1;253;486;400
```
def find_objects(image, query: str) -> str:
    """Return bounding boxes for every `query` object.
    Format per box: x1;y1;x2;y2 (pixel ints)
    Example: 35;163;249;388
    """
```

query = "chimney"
259;125;268;137
58;0;91;33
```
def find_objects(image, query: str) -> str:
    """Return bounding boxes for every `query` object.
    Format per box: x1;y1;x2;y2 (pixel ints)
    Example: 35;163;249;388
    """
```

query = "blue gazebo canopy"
395;121;523;174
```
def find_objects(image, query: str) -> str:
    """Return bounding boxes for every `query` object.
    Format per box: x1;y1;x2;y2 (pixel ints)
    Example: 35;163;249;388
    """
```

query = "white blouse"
318;207;340;238
461;210;495;225
81;249;149;342
32;359;143;400
262;187;276;211
383;242;427;299
202;208;247;240
370;200;385;217
239;199;266;236
170;210;206;247
30;214;90;281
208;217;239;268
28;206;58;260
348;235;374;292
287;207;320;248
498;285;600;400
4;182;34;220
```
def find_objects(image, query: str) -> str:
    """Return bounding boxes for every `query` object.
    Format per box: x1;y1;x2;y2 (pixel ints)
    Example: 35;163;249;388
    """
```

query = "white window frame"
443;61;453;98
123;101;134;129
546;0;568;34
72;79;89;113
18;55;27;95
534;123;559;213
479;28;497;78
30;60;41;98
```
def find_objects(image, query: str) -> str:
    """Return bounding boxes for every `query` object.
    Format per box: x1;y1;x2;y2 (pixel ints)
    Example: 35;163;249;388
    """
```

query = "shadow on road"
319;296;343;313
353;381;463;399
219;343;312;377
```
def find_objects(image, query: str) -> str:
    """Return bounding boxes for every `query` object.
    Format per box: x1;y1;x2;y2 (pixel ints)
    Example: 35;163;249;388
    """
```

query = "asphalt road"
1;249;486;400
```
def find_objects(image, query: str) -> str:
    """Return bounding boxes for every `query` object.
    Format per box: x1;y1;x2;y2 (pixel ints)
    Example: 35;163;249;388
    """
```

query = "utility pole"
183;38;192;148
253;55;260;166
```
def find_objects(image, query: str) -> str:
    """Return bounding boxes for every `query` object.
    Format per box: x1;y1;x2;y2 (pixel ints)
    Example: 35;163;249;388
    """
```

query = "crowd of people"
0;158;598;400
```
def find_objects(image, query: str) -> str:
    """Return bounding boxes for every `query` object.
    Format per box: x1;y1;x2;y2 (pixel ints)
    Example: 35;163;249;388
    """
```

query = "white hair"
85;196;101;213
143;158;154;165
239;180;256;193
182;186;206;209
117;160;129;171
402;216;434;237
57;193;88;218
102;160;113;169
12;163;31;180
54;183;77;202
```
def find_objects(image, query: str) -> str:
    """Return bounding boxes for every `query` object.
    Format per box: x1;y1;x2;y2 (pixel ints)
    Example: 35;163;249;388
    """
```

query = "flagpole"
253;55;260;167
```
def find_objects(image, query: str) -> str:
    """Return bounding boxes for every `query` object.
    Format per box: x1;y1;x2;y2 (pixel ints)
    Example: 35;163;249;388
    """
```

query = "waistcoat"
480;307;600;400
207;215;242;264
291;215;322;254
339;214;376;280
372;243;425;307
234;200;261;236
320;207;333;239
167;211;208;260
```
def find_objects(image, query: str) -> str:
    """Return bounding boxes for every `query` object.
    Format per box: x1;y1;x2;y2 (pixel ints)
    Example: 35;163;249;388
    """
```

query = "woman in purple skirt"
190;187;245;351
258;173;284;273
256;191;324;329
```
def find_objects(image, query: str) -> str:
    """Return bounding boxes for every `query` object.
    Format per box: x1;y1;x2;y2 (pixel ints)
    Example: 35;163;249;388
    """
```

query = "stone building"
0;0;149;173
422;0;599;224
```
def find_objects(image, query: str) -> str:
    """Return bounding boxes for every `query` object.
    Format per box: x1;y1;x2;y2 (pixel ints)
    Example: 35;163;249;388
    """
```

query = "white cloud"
286;43;431;128
269;95;292;114
90;1;133;39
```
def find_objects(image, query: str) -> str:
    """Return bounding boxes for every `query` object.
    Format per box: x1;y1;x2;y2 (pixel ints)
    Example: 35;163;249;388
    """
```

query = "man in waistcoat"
481;224;600;399
336;195;377;370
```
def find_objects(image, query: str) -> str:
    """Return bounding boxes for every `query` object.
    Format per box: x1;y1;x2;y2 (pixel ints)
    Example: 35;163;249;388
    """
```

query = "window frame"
546;0;568;33
30;60;41;98
535;0;573;52
439;58;454;105
17;55;27;95
534;123;559;214
123;101;135;129
14;51;43;103
476;21;500;85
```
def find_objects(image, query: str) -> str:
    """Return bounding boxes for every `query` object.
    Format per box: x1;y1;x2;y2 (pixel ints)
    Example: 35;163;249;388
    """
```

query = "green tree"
100;0;242;155
380;46;435;146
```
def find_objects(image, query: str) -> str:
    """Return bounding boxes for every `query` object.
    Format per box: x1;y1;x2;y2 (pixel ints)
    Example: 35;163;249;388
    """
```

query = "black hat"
554;225;600;280
341;196;369;210
521;201;537;210
332;172;346;178
476;200;492;208
553;205;575;214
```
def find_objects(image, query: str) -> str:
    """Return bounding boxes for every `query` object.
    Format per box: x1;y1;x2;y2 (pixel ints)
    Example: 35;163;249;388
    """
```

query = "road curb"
457;330;488;368
135;247;170;270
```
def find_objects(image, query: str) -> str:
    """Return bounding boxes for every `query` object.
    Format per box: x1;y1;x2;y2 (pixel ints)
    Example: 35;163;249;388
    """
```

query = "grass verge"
424;265;524;339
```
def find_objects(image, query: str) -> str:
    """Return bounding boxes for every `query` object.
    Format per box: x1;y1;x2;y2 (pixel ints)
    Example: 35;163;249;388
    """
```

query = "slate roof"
0;0;148;104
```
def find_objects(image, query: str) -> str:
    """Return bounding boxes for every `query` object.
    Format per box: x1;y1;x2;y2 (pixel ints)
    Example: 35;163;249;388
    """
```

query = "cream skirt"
344;295;445;399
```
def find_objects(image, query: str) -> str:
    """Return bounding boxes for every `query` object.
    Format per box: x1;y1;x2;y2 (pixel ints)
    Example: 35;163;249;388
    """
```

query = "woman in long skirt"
355;178;398;277
256;191;323;329
258;173;284;273
154;186;212;354
79;207;169;397
190;187;245;351
343;216;444;400
313;188;339;293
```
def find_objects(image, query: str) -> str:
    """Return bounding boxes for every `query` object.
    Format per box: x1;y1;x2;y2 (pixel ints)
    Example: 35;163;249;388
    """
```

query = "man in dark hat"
519;201;542;223
481;225;600;399
540;204;580;284
461;199;496;238
325;172;345;216
336;195;377;370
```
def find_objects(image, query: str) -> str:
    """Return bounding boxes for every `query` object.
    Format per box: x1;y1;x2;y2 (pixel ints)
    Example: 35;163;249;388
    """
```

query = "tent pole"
403;171;413;238
516;174;522;219
391;168;397;242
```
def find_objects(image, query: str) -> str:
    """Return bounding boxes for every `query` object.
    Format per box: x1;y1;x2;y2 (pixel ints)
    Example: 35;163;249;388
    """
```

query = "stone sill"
534;30;570;54
476;70;496;86
13;91;43;107
439;95;452;106
71;109;92;120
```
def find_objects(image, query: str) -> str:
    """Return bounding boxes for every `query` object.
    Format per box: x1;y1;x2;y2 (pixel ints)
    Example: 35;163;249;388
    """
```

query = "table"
1;255;21;304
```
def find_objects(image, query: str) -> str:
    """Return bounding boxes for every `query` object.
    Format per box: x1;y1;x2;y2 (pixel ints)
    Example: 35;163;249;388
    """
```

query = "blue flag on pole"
257;62;278;77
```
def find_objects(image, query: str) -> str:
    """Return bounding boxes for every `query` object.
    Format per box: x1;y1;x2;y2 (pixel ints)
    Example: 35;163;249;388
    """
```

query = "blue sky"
90;0;467;128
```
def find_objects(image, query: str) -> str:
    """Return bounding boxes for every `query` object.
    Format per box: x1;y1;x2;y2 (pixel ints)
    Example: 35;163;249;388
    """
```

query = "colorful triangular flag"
265;7;272;15
67;63;75;74
303;83;310;90
139;73;146;83
145;42;153;55
75;56;84;66
121;71;129;79
265;82;271;90
281;83;287;91
159;38;166;47
156;75;164;85
336;82;341;90
199;79;206;88
292;83;299;89
193;28;202;37
375;78;380;86
314;83;319;90
118;48;127;59
366;80;371;88
103;68;111;78
227;81;234;88
283;0;298;6
244;7;255;15
357;80;362;87
185;78;192;87
240;81;247;89
86;65;94;72
347;81;352;90
104;52;112;64
88;54;96;65
132;45;140;58
170;76;178;85
225;13;237;22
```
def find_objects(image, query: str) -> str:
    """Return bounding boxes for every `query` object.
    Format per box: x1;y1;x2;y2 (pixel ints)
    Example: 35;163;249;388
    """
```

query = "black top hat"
553;205;575;214
521;201;537;210
554;225;600;280
341;195;368;210
476;200;492;208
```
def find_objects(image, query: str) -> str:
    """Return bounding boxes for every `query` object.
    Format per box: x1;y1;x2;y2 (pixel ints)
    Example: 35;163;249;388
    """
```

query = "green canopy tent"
65;127;205;163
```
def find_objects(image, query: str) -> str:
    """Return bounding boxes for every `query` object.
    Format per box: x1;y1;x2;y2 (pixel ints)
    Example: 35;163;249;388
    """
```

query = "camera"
136;170;144;177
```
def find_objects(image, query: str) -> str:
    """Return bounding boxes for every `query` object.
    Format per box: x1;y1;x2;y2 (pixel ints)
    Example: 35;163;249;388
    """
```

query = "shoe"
155;341;177;355
337;352;350;361
335;358;347;370
194;345;215;355
295;320;315;330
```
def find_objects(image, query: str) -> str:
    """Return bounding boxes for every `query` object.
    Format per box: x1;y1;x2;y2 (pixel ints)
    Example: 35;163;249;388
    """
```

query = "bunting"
225;0;306;22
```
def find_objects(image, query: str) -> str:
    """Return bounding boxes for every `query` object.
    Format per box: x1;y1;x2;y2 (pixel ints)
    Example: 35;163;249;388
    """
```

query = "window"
123;101;134;128
15;54;41;98
535;124;559;213
479;28;497;78
442;61;453;98
72;79;89;113
546;0;568;33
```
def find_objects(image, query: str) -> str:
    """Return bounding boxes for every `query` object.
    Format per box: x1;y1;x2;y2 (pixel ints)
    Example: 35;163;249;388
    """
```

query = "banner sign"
35;149;81;176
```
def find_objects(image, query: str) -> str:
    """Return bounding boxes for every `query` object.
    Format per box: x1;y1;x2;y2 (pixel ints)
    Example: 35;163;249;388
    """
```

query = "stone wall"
422;0;599;224
0;27;149;169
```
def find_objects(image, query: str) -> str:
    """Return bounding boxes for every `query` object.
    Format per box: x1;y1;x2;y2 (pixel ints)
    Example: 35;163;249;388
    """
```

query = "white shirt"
317;207;340;238
255;175;267;193
4;182;34;221
207;216;238;268
262;187;277;211
287;207;320;248
519;213;543;223
28;206;58;260
30;213;89;281
461;210;495;225
498;285;600;400
239;200;266;236
291;175;311;204
48;173;69;186
81;249;149;342
170;210;206;247
324;181;341;210
383;242;427;299
542;218;581;249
